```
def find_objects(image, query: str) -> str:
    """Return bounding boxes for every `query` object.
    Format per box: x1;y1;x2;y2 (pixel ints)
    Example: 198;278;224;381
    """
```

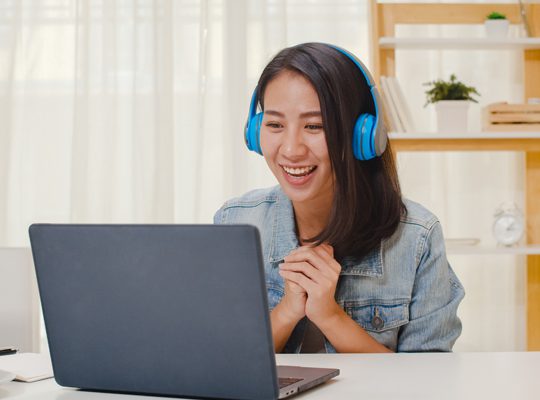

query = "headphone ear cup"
246;112;264;155
353;113;376;160
373;120;388;157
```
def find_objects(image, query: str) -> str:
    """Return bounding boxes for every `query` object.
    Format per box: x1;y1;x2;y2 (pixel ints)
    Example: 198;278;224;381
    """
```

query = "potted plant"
424;74;480;133
485;11;509;38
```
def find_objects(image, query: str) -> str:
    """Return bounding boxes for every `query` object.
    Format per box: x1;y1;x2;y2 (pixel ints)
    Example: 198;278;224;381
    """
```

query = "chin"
278;181;320;204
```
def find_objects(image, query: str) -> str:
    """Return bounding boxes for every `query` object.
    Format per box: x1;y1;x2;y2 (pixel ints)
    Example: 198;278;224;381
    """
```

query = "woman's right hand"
270;272;307;352
277;264;307;323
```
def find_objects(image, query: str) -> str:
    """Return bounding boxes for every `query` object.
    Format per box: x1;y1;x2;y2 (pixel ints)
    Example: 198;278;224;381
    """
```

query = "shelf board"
389;132;540;139
379;37;540;50
388;132;540;151
446;244;540;256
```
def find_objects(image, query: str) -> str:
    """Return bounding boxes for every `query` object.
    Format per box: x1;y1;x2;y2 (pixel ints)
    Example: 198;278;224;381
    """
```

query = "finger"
319;243;334;257
286;279;307;294
280;261;324;284
279;262;308;293
311;246;341;274
279;270;317;294
288;245;333;264
285;247;327;267
285;248;341;276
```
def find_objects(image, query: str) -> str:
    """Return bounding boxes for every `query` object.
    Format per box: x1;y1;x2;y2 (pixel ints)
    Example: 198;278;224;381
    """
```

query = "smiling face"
260;70;334;210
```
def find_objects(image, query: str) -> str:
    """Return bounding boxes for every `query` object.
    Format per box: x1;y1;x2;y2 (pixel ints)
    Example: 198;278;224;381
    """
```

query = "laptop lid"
29;224;279;400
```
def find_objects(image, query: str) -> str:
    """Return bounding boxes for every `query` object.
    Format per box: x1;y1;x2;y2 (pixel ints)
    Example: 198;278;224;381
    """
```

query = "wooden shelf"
446;244;540;256
380;37;540;50
389;132;540;151
371;0;540;350
389;132;540;139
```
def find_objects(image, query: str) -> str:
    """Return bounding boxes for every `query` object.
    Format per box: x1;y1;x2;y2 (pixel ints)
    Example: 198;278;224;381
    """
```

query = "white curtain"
0;0;525;351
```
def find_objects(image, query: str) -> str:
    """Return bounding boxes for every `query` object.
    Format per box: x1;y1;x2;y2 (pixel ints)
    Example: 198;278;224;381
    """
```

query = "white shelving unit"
379;37;540;50
389;132;540;140
370;0;540;349
446;244;540;256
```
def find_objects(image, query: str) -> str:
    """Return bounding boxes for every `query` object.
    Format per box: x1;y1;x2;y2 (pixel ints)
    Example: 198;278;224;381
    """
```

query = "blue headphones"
244;44;387;161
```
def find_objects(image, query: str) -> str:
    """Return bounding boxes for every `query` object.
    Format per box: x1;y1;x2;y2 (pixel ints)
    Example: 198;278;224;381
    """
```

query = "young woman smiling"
214;43;464;353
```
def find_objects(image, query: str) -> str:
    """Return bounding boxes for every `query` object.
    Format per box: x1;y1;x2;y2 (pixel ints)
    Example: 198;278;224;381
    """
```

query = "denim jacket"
214;185;464;353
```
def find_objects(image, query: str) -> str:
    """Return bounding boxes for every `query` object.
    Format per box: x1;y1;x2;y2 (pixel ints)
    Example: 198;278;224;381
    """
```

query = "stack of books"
0;353;53;383
379;76;415;133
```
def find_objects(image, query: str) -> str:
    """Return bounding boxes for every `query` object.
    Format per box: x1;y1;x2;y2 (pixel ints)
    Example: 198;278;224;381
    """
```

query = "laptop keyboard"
278;377;303;389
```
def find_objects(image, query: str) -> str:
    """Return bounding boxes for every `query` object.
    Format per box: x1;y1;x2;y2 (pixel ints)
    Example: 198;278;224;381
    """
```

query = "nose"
280;126;308;159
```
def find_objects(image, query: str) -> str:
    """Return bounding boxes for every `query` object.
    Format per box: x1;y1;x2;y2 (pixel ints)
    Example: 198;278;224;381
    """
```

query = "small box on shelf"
483;102;540;132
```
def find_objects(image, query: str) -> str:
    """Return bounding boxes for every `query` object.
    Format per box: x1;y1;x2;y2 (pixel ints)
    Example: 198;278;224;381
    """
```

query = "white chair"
0;247;40;352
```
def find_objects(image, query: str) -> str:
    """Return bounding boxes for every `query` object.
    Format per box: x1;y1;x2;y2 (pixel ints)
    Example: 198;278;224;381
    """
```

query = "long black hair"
256;42;406;261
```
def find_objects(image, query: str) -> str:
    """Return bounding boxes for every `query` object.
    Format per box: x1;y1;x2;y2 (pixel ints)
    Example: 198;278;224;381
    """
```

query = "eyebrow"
264;110;322;118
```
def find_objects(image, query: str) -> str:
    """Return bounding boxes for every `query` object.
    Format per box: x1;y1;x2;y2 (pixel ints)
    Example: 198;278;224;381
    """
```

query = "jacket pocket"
344;300;410;333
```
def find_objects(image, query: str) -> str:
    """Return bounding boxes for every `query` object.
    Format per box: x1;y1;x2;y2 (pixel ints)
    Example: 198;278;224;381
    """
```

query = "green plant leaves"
486;11;506;20
423;74;480;106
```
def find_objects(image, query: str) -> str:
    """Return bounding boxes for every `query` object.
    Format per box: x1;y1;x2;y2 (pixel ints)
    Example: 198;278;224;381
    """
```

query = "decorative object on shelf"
485;11;509;38
423;74;480;133
483;102;540;132
493;202;525;246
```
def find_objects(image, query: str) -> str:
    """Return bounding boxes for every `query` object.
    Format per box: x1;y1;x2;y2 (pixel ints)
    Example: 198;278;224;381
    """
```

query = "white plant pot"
434;100;470;134
484;19;509;38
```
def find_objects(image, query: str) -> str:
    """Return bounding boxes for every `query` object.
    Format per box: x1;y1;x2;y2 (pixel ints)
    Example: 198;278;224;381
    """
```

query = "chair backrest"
0;247;40;352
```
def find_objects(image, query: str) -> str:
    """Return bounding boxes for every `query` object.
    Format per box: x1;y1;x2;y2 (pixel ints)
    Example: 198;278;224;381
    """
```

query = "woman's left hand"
278;244;342;326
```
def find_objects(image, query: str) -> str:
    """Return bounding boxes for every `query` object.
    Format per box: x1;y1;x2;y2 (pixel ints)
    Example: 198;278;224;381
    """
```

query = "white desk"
1;352;539;399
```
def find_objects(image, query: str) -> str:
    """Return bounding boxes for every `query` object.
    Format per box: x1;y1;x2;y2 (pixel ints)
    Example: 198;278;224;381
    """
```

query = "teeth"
282;165;316;176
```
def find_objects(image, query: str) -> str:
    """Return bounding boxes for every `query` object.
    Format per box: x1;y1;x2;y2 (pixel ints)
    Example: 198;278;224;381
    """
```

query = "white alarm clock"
492;202;525;246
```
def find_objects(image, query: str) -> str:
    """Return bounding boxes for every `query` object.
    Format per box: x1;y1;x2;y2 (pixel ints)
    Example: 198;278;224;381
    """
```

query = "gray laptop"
29;224;339;400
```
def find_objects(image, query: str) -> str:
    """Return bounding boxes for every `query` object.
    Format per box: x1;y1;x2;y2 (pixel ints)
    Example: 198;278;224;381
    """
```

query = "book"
380;76;404;132
0;353;53;383
382;76;406;132
377;80;397;132
0;369;16;384
388;76;416;133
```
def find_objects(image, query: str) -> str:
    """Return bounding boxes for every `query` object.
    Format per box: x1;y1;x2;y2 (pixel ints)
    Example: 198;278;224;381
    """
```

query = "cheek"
259;129;269;154
260;130;278;158
307;136;330;163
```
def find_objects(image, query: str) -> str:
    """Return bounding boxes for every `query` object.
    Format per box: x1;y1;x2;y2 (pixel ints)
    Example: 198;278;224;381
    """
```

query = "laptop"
29;224;339;399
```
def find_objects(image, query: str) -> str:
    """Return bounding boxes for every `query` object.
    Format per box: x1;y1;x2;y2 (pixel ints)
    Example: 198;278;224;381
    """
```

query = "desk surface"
1;352;539;400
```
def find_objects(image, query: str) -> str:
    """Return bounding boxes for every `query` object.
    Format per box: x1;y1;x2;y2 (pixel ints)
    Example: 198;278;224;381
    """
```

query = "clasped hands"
278;244;342;327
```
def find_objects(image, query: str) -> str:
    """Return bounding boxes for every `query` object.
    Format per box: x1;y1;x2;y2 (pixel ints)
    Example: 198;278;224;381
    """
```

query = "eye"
305;124;323;131
265;122;283;129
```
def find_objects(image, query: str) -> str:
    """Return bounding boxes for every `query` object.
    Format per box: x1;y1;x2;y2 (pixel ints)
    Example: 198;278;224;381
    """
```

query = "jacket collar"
269;187;299;263
267;186;384;278
340;247;384;278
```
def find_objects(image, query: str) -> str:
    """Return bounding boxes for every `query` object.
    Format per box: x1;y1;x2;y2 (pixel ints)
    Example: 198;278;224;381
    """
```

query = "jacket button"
371;315;384;330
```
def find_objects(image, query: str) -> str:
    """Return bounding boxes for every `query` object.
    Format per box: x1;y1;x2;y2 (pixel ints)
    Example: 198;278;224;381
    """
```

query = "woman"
214;43;464;353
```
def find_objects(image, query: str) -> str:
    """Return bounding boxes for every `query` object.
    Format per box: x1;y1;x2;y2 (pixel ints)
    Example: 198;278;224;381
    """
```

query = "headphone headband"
327;45;376;88
245;43;387;160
